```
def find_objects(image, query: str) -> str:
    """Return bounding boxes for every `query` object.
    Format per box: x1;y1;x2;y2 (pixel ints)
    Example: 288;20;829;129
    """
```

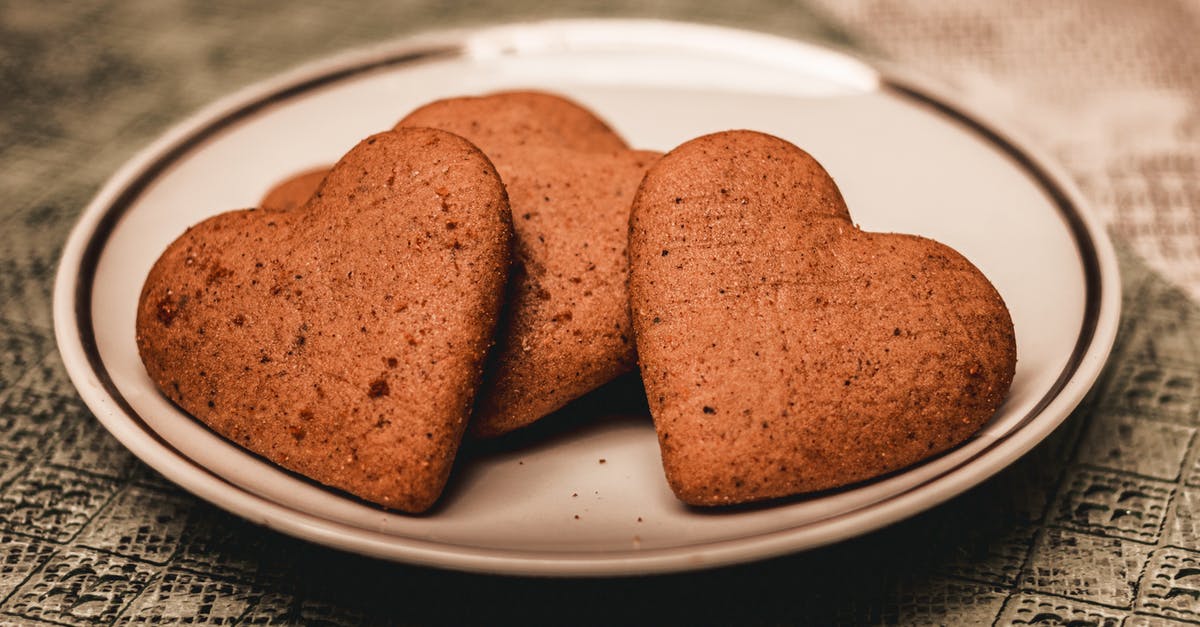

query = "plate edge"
51;18;1122;576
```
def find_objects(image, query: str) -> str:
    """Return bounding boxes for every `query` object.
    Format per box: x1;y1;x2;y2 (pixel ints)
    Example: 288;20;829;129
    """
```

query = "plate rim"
52;17;1121;576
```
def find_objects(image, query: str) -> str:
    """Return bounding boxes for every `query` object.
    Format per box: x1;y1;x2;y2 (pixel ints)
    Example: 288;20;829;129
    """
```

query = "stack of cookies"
136;91;1015;512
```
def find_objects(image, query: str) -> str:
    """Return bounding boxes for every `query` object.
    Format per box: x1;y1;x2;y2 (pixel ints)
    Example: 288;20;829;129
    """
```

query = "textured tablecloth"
2;1;1198;624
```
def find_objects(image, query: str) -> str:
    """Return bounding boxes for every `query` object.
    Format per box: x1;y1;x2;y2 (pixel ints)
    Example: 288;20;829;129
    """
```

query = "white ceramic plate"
54;19;1120;576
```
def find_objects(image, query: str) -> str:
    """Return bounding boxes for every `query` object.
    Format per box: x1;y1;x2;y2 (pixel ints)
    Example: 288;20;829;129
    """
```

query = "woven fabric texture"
1;1;1197;624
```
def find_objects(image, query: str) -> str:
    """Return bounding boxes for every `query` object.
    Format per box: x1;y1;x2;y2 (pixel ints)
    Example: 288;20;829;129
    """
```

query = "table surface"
2;1;1199;625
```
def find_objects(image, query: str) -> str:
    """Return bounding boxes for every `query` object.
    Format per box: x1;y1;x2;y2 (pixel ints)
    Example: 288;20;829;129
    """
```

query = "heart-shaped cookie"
259;91;658;437
462;146;660;436
628;130;1016;506
136;128;512;512
395;92;659;436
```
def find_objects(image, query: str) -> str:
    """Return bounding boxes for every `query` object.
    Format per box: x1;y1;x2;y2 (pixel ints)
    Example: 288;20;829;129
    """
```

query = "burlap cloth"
1;1;1197;624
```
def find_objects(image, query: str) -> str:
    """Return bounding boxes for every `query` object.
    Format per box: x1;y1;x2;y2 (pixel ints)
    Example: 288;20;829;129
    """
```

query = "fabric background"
1;1;1198;624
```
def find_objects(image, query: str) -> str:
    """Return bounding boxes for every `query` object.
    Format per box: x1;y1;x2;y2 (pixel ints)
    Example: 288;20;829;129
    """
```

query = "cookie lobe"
259;167;328;212
257;90;626;215
399;90;629;158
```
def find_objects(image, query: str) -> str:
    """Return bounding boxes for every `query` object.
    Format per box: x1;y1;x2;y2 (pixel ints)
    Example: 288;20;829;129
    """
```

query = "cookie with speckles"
628;130;1016;506
396;92;658;436
136;128;512;512
257;91;656;436
258;90;627;214
462;147;660;436
398;90;628;158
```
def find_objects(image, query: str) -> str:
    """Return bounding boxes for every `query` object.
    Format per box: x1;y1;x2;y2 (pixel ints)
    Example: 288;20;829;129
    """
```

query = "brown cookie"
259;167;328;212
136;128;512;512
256;90;627;215
399;90;629;158
628;130;1016;506
395;93;657;436
465;148;661;436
